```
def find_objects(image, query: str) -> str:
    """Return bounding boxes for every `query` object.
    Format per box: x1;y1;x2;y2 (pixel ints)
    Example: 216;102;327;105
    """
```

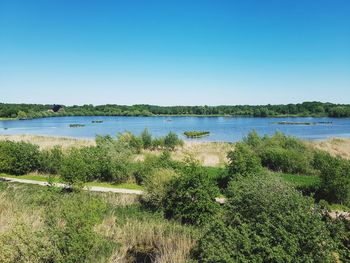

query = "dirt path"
0;177;143;195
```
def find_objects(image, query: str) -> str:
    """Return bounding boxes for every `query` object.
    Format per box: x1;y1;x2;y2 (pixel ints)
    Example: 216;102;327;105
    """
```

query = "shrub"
133;151;177;184
59;147;98;187
0;224;54;263
164;162;221;226
142;168;178;211
227;142;263;179
39;146;63;174
260;147;314;174
0;140;40;175
46;193;114;263
117;132;143;153
314;151;350;205
195;175;336;262
164;131;183;150
141;128;152;149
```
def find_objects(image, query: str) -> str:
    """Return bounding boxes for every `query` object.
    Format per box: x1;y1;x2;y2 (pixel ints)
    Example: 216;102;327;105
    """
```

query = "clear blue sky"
0;0;349;105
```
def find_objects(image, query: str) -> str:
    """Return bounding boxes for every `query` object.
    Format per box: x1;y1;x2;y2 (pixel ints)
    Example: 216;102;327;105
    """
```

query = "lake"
1;116;350;142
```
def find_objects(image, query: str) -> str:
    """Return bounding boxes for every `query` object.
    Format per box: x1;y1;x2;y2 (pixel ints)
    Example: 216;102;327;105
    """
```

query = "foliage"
164;131;183;150
184;131;210;138
314;151;350;205
39;146;63;174
195;175;336;262
141;128;153;149
163;160;221;226
2;101;350;118
46;193;114;263
133;151;179;184
0;224;54;263
226;142;263;181
142;168;178;211
0;140;40;175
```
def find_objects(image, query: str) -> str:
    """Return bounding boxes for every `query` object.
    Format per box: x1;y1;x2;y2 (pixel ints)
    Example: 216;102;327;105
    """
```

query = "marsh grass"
96;218;197;263
0;134;95;150
306;138;350;160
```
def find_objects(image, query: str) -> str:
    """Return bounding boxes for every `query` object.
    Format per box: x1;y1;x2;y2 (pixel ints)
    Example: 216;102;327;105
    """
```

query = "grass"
0;173;143;190
329;204;350;212
0;181;196;262
273;172;321;188
0;117;16;121
0;134;95;150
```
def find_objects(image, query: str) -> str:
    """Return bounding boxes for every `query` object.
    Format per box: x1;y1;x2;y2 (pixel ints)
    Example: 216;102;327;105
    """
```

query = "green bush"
164;132;183;150
46;193;114;263
227;142;263;179
0;224;54;263
142;168;178;211
141;128;152;149
0;140;40;175
195;175;336;262
59;147;98;187
39;146;63;174
314;151;350;205
133;151;178;184
260;147;314;174
164;162;221;226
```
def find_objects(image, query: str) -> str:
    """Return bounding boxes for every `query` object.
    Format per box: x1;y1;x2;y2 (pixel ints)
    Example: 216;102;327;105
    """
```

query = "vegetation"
1;130;350;262
194;176;336;262
69;123;85;128
184;131;210;138
2;101;350;119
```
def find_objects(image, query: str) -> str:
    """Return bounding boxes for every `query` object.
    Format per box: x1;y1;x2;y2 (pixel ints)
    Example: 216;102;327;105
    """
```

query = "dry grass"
95;218;197;263
0;134;95;150
139;141;234;167
0;184;44;234
1;134;233;167
306;138;350;160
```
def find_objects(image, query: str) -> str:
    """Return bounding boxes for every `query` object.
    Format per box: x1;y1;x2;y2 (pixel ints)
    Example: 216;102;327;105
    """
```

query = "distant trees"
1;102;350;118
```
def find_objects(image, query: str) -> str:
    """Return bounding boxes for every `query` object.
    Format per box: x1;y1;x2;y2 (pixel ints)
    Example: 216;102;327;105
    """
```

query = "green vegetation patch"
69;123;85;128
184;131;210;138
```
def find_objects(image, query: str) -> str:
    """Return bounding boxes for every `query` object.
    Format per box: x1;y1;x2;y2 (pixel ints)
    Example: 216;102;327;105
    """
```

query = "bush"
38;146;63;174
133;151;178;184
0;224;54;263
244;131;319;175
194;175;336;262
164;162;221;226
0;141;40;175
117;132;143;153
59;147;98;187
141;128;152;149
227;142;263;179
142;168;178;211
46;193;114;263
164;132;183;150
260;147;313;174
314;151;350;205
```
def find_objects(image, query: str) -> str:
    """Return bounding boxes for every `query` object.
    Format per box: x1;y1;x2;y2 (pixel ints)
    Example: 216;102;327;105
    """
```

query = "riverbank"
1;134;350;166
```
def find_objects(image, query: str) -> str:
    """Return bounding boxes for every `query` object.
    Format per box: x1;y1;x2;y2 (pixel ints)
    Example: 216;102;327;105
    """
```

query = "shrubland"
1;130;350;262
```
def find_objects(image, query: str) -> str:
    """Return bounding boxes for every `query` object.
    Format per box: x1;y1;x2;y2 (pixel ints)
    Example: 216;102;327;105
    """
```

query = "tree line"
1;101;350;119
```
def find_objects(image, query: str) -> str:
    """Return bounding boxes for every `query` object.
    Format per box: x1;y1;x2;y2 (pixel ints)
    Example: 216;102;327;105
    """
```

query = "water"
0;116;350;142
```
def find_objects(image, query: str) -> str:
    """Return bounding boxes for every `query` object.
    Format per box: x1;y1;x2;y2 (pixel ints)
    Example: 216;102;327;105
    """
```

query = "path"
0;177;143;195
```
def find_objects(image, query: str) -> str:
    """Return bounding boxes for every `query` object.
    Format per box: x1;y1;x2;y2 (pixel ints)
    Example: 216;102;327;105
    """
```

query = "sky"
0;0;349;106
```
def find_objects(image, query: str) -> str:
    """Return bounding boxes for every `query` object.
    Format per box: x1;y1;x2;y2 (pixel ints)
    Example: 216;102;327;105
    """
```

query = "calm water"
1;116;350;142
